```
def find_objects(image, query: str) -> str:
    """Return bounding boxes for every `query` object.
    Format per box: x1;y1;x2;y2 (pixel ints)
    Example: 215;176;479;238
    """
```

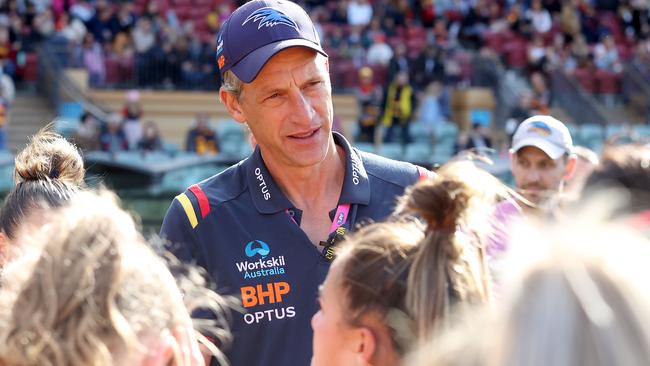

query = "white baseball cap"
510;115;573;159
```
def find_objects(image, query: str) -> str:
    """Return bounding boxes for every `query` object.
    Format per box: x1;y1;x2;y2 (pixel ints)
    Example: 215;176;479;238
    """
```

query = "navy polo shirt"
160;132;428;366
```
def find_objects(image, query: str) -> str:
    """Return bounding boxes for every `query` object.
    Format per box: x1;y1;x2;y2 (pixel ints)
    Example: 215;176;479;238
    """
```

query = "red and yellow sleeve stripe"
176;184;211;229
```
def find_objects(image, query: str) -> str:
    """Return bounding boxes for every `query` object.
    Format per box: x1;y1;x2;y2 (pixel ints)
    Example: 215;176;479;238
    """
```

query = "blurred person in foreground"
160;1;429;364
408;204;650;366
582;144;650;233
564;145;599;200
0;190;232;366
0;128;84;267
311;161;508;366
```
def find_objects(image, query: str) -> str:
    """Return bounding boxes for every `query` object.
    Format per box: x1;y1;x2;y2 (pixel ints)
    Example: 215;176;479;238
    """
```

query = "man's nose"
525;167;541;182
288;89;316;124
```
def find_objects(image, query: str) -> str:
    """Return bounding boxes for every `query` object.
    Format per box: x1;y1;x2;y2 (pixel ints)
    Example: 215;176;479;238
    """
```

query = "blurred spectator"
99;114;128;152
594;34;623;72
383;0;410;28
506;3;528;35
78;33;105;87
137;120;163;151
33;8;55;40
460;0;490;48
57;12;87;46
347;0;373;27
530;72;552;114
559;0;581;42
366;33;393;66
527;0;553;34
132;17;157;86
329;1;348;24
580;5;601;44
69;0;95;23
571;34;592;68
121;90;143;149
180;38;213;89
412;45;445;91
416;80;449;130
354;67;383;143
87;0;119;45
347;27;367;67
110;31;135;82
528;34;548;72
0;27;15;78
116;2;137;34
456;122;493;153
382;71;415;144
72;112;100;151
509;93;533;125
362;17;384;48
387;43;411;87
186;113;219;155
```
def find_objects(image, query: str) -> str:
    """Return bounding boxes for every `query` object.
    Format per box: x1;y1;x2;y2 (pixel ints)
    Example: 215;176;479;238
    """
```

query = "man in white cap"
509;115;576;212
488;115;576;281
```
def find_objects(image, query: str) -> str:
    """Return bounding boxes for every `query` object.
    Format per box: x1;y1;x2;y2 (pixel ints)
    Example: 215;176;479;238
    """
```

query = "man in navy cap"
160;1;429;365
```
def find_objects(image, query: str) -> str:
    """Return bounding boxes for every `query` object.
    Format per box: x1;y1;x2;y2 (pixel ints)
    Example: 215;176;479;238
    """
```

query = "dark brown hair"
0;128;84;240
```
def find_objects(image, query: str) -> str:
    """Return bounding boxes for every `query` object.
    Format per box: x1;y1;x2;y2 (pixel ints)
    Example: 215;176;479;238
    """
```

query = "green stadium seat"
354;142;376;154
379;143;404;160
633;125;650;139
433;122;459;141
54;117;80;139
605;124;629;139
409;122;433;143
404;142;432;164
578;124;604;150
217;119;246;143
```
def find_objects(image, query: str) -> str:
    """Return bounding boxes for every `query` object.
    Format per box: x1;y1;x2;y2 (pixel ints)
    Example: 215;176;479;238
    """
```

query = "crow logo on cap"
242;7;298;30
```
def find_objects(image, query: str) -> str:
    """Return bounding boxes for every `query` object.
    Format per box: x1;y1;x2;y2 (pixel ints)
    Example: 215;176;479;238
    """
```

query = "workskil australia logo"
236;240;286;279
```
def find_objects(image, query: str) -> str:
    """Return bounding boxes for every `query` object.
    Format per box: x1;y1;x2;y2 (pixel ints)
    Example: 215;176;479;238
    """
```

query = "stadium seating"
404;142;432;164
354;142;376;154
379;143;404;161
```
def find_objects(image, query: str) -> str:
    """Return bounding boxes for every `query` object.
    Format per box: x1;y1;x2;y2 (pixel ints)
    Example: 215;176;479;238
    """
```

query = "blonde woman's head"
0;190;231;366
408;209;650;366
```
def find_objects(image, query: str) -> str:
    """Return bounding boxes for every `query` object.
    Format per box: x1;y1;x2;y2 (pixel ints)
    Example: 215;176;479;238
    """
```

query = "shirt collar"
246;132;370;214
334;132;370;206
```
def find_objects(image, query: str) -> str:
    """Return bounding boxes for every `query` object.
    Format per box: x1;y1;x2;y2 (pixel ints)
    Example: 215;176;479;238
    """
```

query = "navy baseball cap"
216;0;327;83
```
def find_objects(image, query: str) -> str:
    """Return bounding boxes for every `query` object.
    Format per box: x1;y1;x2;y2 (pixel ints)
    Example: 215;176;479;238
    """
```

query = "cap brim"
230;39;327;83
511;137;566;159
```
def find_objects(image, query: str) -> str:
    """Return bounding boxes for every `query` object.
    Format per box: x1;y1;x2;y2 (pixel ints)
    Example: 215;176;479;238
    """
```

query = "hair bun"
14;129;84;185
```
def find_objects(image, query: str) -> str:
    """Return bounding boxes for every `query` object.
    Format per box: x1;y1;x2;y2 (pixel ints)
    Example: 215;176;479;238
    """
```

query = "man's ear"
219;89;247;124
564;154;578;180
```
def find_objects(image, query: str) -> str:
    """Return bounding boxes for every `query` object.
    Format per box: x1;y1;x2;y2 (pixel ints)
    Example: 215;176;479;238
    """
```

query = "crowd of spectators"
71;90;223;156
3;0;650;150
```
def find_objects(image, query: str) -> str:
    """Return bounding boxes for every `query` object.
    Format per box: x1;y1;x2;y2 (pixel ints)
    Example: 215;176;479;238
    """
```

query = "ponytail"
0;127;84;240
400;162;503;341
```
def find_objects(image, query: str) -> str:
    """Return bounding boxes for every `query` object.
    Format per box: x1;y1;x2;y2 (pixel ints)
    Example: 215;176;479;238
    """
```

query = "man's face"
225;47;333;169
511;146;572;205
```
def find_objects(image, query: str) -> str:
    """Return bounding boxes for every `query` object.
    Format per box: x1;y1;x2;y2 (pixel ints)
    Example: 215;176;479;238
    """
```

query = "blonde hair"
335;162;502;354
0;127;84;240
408;208;650;366
0;190;232;366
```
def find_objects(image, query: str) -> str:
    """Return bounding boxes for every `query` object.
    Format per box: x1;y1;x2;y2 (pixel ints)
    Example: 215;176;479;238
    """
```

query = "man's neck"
262;141;345;210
